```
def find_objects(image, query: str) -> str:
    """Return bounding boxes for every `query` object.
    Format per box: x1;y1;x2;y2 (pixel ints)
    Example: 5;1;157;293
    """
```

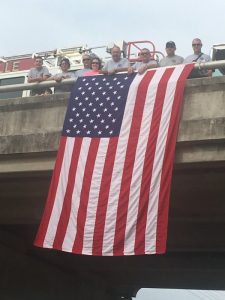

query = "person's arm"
100;61;108;74
114;67;130;73
46;75;55;81
159;59;163;67
127;62;138;74
102;61;117;75
99;68;128;75
27;70;37;83
42;67;51;81
27;76;43;83
46;74;62;82
138;62;158;75
99;70;109;75
27;76;35;83
42;75;50;81
115;59;130;74
127;66;135;74
102;59;131;75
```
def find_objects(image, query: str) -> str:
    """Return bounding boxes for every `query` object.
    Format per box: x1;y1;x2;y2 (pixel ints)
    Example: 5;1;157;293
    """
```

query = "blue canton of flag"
62;73;136;138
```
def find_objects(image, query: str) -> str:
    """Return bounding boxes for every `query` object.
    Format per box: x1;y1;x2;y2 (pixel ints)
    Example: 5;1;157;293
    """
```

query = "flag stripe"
102;73;147;255
52;138;83;249
62;138;91;252
155;64;194;253
113;71;156;255
82;138;110;255
34;136;67;247
123;67;167;255
144;66;185;254
92;138;119;255
134;67;174;254
72;138;100;253
43;137;75;248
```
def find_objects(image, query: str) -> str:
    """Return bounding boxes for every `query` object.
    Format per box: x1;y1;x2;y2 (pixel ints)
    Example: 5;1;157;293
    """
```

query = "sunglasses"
192;44;201;46
140;52;150;55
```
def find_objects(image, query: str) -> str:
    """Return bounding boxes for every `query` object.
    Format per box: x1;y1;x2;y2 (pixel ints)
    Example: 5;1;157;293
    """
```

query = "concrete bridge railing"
0;75;225;174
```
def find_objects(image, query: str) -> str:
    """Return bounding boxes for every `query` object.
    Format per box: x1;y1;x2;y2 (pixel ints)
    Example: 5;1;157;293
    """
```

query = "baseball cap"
166;41;176;48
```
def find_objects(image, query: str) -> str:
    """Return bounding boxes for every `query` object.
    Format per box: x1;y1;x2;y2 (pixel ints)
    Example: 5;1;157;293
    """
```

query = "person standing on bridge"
74;53;92;78
102;45;130;75
128;48;158;75
27;56;51;96
159;41;184;67
83;56;102;76
184;38;212;78
49;58;75;94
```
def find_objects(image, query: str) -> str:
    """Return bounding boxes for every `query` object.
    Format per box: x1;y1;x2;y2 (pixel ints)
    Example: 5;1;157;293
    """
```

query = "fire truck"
0;40;164;100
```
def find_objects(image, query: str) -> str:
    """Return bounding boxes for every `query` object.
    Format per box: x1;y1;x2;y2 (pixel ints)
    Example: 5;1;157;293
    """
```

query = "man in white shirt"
102;46;130;75
74;54;92;78
184;38;212;77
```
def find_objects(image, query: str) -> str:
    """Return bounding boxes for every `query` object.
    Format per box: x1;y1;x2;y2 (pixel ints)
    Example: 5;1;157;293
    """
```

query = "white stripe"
62;138;91;252
145;64;186;253
102;73;145;255
82;138;109;255
124;68;166;255
43;137;75;248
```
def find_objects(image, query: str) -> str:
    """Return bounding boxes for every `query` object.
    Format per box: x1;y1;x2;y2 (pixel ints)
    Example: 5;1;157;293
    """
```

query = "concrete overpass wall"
0;76;225;174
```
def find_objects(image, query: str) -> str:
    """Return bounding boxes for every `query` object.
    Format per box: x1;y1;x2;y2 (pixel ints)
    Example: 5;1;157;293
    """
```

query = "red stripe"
156;64;194;253
92;138;119;255
34;136;67;247
113;71;156;255
134;68;174;255
72;138;100;253
52;138;83;250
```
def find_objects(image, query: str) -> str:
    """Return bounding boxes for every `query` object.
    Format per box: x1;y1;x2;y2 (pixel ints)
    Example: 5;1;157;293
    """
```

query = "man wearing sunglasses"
74;54;92;78
128;48;158;75
184;38;212;77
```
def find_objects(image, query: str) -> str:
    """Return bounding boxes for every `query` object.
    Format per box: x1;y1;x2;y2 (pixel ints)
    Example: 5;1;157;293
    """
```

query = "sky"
1;0;225;59
1;1;225;299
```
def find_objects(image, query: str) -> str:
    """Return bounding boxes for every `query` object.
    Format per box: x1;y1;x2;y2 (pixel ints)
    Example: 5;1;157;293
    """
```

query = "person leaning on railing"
184;38;212;78
48;57;75;94
101;45;130;75
127;48;158;75
74;54;92;78
159;41;184;67
83;57;102;76
27;56;51;96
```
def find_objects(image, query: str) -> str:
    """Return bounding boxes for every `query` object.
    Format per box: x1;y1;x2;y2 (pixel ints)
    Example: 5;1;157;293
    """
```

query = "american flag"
35;64;193;256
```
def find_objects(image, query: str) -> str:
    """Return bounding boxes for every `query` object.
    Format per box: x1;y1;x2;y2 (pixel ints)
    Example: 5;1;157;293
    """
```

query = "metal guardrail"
0;60;225;93
193;59;225;72
0;78;76;93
